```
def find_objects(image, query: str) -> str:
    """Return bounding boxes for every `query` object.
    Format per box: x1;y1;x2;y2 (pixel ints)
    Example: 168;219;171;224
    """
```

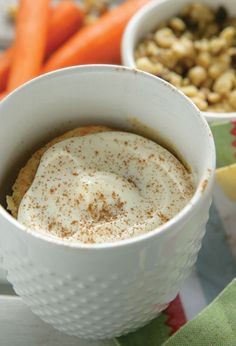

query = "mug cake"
7;125;194;244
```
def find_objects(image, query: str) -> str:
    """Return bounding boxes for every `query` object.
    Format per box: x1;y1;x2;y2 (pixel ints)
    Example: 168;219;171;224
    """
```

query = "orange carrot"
0;47;13;92
0;1;84;92
43;0;149;72
46;1;84;58
7;0;51;91
0;91;7;100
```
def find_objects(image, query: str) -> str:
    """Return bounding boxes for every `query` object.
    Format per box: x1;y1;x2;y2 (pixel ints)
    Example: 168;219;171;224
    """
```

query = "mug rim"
121;0;236;122
0;65;216;250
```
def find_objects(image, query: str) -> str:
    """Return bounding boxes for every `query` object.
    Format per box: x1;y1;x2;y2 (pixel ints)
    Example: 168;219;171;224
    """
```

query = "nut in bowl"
122;0;236;122
0;65;215;339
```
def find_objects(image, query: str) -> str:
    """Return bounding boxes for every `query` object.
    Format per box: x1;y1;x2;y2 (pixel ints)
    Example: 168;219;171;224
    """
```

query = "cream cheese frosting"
18;131;194;243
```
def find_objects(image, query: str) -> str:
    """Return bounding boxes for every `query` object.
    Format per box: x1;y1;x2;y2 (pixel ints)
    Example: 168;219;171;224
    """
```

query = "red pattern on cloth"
230;121;236;157
165;295;187;334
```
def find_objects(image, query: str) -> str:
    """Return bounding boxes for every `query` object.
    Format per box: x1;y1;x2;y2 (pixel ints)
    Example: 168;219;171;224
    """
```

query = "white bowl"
0;65;215;339
122;0;236;123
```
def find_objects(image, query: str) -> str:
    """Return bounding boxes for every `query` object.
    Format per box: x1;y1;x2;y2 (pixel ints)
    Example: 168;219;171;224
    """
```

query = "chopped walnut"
135;3;236;112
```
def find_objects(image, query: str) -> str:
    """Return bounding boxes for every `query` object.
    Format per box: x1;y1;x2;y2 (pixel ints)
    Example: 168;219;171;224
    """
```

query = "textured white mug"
0;65;215;339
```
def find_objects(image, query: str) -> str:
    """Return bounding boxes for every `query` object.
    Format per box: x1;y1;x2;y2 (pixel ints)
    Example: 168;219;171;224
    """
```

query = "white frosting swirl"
18;131;194;243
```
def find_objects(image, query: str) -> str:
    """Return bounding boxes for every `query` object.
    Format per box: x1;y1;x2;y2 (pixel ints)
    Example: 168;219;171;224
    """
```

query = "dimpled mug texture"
0;66;215;339
1;212;208;339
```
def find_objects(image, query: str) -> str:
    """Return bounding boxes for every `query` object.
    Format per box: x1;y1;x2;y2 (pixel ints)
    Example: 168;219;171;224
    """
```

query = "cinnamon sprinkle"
17;131;194;244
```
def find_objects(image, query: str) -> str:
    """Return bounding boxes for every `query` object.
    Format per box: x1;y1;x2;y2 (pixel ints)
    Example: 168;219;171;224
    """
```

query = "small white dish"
122;0;236;123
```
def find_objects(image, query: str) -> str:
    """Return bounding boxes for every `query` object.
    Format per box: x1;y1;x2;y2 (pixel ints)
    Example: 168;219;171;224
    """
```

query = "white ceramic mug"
0;65;215;339
122;0;236;123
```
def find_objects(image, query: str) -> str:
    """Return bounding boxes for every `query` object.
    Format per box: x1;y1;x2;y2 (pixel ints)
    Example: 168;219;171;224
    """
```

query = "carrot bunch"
0;0;149;97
